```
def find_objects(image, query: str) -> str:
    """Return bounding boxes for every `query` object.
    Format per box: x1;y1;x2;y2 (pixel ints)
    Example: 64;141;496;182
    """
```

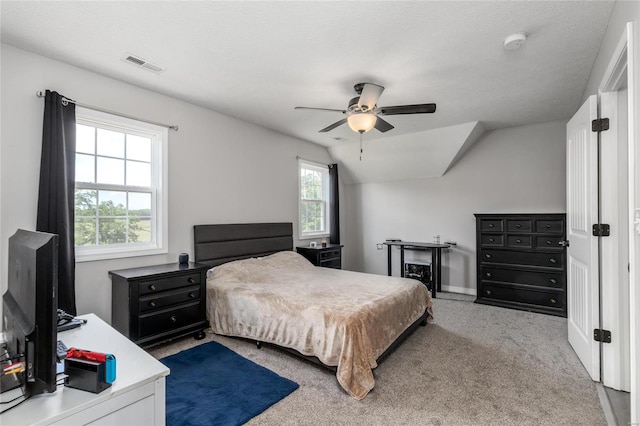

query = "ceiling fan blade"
379;103;437;115
295;106;346;113
319;118;348;133
357;83;384;112
374;117;395;133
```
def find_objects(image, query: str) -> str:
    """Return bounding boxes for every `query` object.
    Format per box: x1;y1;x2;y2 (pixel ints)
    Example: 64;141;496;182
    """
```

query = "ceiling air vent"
122;53;166;74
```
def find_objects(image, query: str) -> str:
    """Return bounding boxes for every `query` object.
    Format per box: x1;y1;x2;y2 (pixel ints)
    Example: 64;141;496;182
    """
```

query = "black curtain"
328;163;340;244
37;90;77;315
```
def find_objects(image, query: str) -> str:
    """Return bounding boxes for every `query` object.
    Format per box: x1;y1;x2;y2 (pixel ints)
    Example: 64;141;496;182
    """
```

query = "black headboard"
193;222;293;268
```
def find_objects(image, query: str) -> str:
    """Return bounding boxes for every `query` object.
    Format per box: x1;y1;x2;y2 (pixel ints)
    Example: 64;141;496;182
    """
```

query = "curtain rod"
36;91;178;131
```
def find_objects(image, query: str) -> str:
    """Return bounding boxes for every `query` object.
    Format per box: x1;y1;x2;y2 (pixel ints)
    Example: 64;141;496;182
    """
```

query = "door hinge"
592;118;610;132
558;240;570;247
593;329;612;343
592;223;610;237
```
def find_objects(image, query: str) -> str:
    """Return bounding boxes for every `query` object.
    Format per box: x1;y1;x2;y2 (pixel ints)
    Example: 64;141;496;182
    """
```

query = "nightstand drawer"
138;302;201;338
138;285;200;313
320;249;341;260
139;272;201;295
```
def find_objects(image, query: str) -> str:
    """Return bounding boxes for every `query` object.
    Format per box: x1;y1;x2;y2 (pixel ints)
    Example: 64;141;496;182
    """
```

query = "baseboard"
441;284;476;296
596;383;617;426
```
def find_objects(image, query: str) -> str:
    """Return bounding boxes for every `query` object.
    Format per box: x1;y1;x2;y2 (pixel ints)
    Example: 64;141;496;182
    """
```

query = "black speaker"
179;253;189;265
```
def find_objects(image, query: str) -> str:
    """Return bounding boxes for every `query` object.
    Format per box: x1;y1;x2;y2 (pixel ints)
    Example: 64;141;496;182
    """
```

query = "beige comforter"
206;251;432;400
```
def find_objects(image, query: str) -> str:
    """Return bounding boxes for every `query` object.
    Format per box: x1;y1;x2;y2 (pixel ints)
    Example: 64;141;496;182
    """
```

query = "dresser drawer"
139;272;201;295
479;284;565;309
480;234;504;247
481;249;564;269
536;219;564;234
506;235;532;249
506;219;532;232
535;236;564;250
138;302;202;338
138;285;200;313
480;267;565;289
480;219;503;232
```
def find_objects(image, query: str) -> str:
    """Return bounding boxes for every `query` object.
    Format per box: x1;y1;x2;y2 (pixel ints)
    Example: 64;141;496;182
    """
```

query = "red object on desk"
66;348;107;363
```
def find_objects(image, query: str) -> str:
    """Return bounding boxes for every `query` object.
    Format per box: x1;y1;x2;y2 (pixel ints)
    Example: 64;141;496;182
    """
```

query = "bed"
194;222;432;400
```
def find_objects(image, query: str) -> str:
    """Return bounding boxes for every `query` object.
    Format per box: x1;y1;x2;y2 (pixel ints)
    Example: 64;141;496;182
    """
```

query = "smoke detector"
121;53;166;74
504;33;527;50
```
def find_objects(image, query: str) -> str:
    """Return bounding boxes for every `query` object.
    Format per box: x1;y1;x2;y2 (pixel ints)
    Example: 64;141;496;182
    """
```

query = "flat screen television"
1;229;58;397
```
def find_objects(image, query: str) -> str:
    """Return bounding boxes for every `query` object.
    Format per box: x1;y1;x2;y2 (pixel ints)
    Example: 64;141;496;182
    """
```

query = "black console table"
382;241;450;298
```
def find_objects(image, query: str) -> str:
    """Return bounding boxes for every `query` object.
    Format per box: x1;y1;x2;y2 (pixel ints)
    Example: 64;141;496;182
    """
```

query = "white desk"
0;314;169;425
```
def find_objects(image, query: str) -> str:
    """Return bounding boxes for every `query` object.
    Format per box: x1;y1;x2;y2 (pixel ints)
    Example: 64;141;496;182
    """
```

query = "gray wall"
0;44;332;322
342;120;567;295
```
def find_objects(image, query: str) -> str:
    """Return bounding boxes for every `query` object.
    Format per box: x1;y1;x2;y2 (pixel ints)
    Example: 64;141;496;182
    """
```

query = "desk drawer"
506;235;532;249
536;219;564;234
139;273;201;295
480;219;503;232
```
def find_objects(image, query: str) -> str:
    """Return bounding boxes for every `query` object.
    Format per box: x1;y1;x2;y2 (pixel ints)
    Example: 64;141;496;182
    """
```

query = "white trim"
441;284;476;296
74;107;168;262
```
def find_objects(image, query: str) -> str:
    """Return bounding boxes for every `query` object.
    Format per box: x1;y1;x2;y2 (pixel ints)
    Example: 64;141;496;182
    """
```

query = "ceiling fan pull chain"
359;132;363;161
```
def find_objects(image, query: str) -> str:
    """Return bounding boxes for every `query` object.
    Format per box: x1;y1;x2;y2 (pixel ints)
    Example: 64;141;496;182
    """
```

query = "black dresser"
474;213;567;317
109;262;209;347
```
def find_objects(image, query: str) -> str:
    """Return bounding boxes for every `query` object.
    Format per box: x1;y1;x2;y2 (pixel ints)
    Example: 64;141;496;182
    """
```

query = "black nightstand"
296;244;343;269
109;262;209;348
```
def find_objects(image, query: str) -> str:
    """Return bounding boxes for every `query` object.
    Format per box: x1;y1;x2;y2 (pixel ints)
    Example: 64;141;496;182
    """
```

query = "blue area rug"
161;341;299;426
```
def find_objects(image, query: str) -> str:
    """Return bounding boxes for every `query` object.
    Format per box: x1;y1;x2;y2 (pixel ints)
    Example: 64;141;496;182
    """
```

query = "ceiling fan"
295;82;436;134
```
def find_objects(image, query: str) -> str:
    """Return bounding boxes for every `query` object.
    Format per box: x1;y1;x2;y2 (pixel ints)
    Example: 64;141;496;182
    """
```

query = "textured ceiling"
0;1;615;182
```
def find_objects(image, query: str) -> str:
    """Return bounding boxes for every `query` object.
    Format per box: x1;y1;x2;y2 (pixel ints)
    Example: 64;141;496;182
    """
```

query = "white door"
566;95;600;381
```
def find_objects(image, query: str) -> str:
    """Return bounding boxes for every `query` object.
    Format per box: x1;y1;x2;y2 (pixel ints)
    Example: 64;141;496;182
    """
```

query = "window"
74;107;168;261
298;159;329;239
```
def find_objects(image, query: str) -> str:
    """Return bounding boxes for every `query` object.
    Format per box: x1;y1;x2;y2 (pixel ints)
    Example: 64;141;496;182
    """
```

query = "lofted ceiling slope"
0;1;615;183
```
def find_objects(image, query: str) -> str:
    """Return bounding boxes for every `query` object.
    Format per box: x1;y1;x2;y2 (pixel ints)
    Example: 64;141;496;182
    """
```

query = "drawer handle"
546;224;551;228
149;284;157;291
489;238;495;242
546;240;552;245
149;301;156;308
188;277;196;284
516;224;521;228
549;258;557;264
486;290;492;296
189;292;196;298
485;254;492;259
486;272;492;278
488;223;494;228
550;298;557;304
169;315;177;323
550;278;557;284
516;239;522;243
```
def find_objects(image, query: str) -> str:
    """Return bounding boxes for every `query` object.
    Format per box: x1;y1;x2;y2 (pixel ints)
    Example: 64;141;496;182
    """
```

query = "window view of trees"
74;189;152;246
300;167;325;234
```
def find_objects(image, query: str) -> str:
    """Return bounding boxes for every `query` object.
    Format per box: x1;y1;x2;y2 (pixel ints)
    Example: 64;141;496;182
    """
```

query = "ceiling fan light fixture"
348;113;377;133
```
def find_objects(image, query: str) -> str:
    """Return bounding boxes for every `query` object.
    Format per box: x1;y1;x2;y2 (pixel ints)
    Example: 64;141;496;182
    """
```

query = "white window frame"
298;158;330;239
74;107;168;262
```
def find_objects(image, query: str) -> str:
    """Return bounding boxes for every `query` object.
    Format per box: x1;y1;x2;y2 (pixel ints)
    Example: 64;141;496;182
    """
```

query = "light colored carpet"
149;293;606;425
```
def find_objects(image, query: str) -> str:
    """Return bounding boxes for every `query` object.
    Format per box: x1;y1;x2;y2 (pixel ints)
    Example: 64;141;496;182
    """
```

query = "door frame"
598;24;630;393
598;20;638;422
